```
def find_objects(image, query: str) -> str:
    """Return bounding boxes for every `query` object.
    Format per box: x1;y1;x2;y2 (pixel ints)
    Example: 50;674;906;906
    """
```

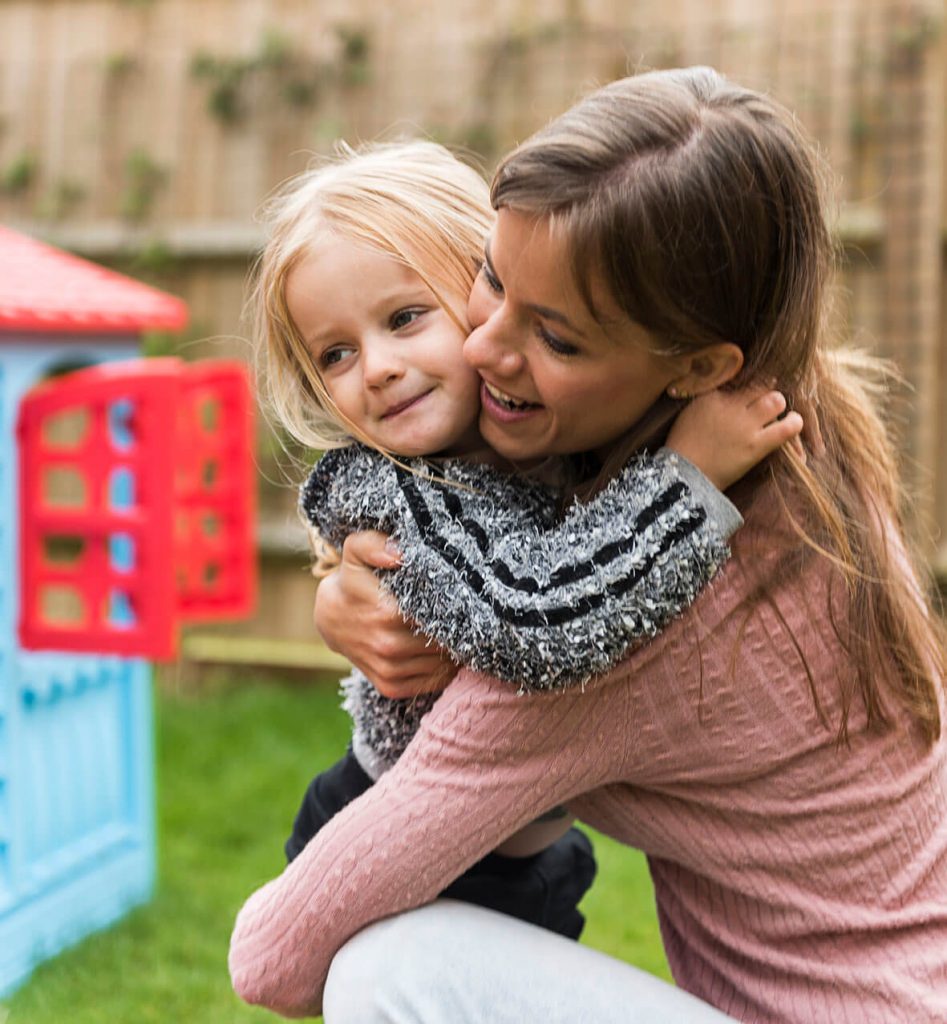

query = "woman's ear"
667;342;744;398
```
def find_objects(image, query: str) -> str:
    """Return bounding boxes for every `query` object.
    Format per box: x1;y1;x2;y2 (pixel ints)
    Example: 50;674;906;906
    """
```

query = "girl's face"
286;233;483;457
465;209;680;462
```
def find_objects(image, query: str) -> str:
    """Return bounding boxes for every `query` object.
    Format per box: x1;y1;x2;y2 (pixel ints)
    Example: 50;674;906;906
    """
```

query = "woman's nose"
464;313;524;379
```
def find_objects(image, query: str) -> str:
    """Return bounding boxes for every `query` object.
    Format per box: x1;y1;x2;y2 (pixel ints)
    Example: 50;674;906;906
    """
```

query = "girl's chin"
384;427;483;460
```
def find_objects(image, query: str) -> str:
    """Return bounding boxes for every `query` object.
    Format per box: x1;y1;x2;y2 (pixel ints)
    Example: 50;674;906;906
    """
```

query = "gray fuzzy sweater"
301;445;742;779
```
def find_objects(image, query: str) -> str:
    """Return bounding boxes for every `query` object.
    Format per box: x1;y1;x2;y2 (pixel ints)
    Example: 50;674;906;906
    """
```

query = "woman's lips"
381;389;432;419
480;380;541;423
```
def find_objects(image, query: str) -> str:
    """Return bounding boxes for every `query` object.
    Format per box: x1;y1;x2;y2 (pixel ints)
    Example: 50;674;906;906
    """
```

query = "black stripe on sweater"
396;467;705;627
440;487;492;555
406;469;690;594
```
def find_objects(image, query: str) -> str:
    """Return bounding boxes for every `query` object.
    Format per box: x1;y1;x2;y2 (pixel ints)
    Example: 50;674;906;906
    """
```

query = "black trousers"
286;747;598;941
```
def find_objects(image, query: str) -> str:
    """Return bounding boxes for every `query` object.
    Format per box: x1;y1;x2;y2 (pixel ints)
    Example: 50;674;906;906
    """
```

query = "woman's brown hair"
493;66;946;743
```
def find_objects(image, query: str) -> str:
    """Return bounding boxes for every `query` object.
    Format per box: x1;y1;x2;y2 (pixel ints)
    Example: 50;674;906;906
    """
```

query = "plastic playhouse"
0;226;256;995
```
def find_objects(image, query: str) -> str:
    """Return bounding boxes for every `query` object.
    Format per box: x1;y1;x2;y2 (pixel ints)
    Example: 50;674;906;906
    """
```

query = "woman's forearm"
228;670;624;1017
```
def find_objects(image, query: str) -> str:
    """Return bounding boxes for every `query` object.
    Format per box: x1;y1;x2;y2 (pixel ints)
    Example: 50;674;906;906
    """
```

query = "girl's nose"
362;342;405;388
464;313;524;379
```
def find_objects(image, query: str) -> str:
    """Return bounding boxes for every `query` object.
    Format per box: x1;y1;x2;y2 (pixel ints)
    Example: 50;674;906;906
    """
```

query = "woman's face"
464;209;680;462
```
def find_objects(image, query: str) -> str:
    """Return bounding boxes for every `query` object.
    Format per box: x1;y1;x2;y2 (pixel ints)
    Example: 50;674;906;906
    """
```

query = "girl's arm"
667;387;804;490
380;447;736;690
303;389;799;693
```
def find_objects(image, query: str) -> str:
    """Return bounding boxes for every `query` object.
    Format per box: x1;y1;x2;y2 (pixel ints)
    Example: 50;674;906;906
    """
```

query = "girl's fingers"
743;383;779;405
777;409;803;433
747;389;788;421
761;410;803;440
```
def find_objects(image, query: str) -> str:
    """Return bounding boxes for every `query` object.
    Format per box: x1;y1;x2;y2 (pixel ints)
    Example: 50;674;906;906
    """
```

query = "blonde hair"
493;67;946;743
251;140;494;451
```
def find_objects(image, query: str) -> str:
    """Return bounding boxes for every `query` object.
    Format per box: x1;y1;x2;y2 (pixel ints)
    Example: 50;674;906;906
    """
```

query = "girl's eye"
390;308;423;331
480;261;504;296
320;346;355;369
537;324;580;358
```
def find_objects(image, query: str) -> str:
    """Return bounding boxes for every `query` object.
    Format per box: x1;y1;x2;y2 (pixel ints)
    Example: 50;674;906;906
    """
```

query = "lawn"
4;676;669;1022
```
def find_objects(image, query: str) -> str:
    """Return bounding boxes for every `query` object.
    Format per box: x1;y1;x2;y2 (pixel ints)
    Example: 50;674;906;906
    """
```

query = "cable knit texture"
302;444;739;777
229;488;947;1022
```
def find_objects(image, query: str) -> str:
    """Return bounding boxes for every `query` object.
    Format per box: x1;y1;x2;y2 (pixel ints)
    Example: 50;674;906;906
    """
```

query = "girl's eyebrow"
484;240;587;340
302;281;430;348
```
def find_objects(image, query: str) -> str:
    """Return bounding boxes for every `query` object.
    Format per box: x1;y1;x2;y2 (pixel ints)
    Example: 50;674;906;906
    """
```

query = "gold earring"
667;384;691;401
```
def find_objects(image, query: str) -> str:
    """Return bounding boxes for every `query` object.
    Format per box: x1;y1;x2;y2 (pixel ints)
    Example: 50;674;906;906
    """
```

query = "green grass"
4;678;668;1022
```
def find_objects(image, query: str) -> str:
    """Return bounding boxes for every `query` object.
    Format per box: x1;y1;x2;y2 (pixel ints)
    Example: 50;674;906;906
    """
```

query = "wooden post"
882;0;944;556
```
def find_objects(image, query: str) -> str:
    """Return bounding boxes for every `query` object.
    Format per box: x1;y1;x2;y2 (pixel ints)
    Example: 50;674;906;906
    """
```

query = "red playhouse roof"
0;225;188;335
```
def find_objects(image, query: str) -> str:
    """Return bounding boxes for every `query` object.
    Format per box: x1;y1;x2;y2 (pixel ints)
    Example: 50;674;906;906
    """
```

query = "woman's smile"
480;380;542;418
464;209;679;462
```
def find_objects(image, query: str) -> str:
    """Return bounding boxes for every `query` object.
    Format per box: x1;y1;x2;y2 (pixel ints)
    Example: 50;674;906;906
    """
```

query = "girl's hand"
314;530;457;698
666;386;804;491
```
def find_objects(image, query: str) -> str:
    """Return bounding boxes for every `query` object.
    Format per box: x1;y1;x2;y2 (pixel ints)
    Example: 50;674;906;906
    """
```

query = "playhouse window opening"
107;399;136;451
41;407;90;450
105;589;137;628
40;584;85;626
107;468;136;509
43;534;86;567
198;396;220;432
175;512;189;539
42;467;87;508
108;533;136;573
201;459;218;489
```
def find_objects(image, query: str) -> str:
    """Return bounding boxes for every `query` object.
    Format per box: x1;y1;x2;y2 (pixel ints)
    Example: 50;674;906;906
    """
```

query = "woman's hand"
314;530;457;698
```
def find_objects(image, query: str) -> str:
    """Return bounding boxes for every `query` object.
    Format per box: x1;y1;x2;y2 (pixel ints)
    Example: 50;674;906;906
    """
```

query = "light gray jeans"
323;900;738;1023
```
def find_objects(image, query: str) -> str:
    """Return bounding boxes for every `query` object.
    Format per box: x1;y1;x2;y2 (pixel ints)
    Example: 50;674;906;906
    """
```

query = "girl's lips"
480;380;542;423
381;389;432;419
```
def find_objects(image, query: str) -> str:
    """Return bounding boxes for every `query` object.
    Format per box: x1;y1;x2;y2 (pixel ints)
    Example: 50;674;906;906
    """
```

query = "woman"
229;67;947;1022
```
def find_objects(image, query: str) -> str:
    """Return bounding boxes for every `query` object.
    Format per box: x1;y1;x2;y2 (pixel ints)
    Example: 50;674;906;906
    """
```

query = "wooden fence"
1;0;944;648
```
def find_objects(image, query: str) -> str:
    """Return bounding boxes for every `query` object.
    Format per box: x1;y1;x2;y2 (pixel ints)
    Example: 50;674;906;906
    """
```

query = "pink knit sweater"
228;500;947;1022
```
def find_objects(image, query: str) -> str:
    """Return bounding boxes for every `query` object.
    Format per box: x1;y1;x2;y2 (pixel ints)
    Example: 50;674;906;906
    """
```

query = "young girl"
252;140;802;940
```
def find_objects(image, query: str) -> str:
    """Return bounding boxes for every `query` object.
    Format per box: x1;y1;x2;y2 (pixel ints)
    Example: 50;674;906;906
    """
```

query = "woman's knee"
323;919;394;1023
323;905;453;1023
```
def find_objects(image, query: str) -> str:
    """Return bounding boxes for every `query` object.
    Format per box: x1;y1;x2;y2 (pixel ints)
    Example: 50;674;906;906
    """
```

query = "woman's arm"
228;669;630;1017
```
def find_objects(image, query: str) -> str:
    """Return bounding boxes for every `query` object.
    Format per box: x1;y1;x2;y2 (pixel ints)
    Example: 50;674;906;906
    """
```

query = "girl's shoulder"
299;443;560;546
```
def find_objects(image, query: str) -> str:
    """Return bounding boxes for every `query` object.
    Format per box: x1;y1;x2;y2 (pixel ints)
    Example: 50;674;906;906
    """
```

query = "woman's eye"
537;324;580;358
480;262;504;296
390;308;423;331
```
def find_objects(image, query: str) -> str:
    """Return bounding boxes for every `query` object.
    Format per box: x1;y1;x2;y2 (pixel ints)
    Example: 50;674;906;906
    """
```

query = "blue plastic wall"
0;337;155;997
